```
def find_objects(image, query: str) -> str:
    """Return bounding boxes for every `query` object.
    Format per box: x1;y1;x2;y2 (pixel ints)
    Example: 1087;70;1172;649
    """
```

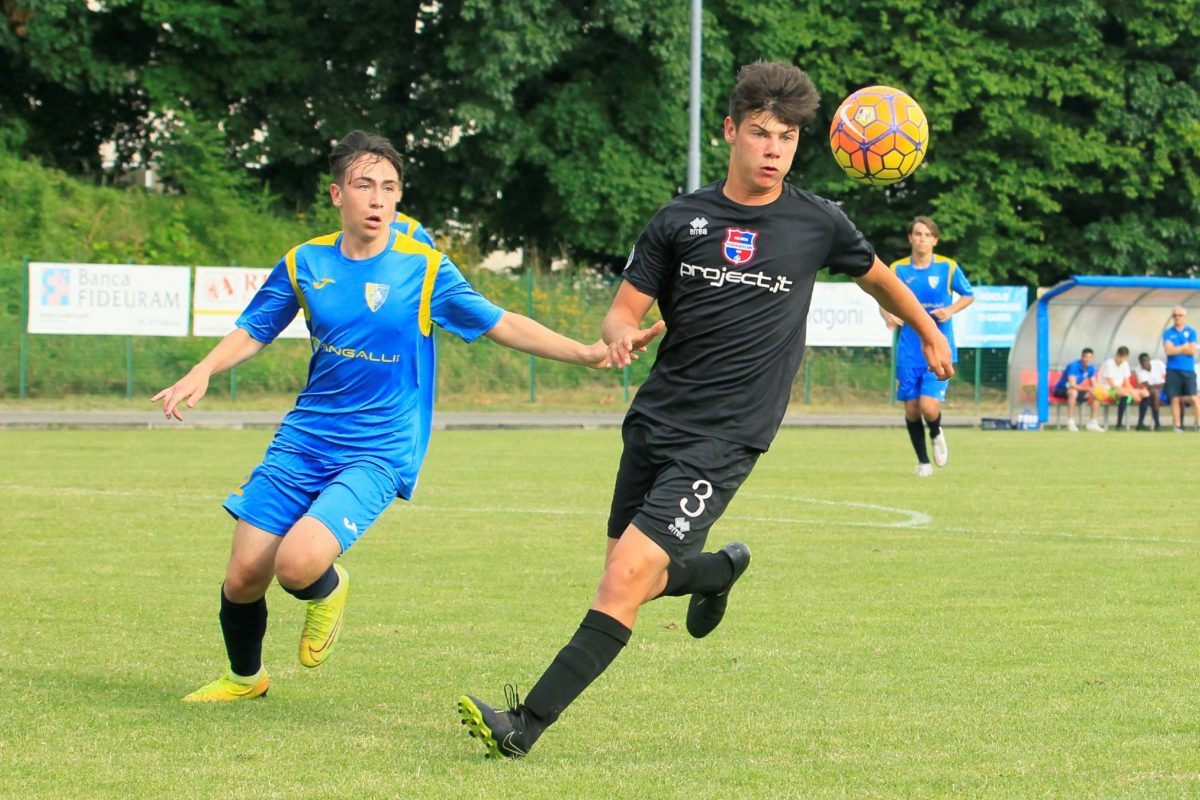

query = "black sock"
906;418;929;463
522;610;631;740
660;551;734;597
219;586;268;678
1138;398;1148;426
927;414;942;440
281;565;339;601
1116;398;1127;427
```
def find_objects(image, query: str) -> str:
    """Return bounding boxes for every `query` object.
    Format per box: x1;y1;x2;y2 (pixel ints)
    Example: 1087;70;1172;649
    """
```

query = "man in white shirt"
1096;346;1146;429
1133;352;1167;430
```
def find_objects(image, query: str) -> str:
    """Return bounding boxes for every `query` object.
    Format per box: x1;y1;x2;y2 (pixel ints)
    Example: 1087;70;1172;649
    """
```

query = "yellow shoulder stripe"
284;233;339;324
390;235;442;337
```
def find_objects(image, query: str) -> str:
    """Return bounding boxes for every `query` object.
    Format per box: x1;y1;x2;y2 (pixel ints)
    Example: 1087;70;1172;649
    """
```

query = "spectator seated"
1019;369;1126;427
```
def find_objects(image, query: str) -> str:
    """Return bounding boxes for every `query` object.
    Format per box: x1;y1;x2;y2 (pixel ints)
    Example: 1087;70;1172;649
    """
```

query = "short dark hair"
909;216;940;238
1138;352;1150;360
728;61;820;129
1116;346;1130;357
329;130;404;186
1082;347;1094;356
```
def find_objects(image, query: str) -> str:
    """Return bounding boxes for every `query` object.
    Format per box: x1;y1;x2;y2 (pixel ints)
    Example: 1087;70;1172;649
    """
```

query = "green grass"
2;427;1198;799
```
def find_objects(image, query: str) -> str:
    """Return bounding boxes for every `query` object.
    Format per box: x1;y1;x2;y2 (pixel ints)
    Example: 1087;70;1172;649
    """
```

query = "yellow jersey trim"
389;235;442;336
285;232;340;324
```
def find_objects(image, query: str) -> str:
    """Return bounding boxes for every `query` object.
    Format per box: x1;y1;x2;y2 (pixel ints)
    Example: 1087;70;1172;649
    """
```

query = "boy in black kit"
458;61;953;758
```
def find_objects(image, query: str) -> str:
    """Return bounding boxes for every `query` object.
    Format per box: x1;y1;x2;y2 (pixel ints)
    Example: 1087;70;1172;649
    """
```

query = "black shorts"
1052;386;1091;401
1166;368;1197;399
607;411;761;562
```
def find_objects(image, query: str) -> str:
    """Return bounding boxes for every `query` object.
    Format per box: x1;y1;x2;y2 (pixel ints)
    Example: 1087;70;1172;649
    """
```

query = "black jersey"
623;180;875;451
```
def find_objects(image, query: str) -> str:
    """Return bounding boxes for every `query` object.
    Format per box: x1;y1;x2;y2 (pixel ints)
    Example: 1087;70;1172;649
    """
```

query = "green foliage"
5;0;1199;296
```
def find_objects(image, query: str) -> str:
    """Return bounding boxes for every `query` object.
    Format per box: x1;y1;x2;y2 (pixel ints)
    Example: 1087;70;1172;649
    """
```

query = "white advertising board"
806;282;893;347
192;267;308;339
28;262;190;336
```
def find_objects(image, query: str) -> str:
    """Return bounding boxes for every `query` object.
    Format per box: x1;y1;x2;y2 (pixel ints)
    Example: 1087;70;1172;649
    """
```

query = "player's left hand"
930;307;952;322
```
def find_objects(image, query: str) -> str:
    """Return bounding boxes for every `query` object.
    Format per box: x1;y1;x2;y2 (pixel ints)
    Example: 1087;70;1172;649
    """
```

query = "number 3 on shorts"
680;479;714;518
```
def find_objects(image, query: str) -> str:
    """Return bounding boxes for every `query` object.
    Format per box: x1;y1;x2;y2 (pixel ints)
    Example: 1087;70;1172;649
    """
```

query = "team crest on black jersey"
365;282;390;312
722;228;758;266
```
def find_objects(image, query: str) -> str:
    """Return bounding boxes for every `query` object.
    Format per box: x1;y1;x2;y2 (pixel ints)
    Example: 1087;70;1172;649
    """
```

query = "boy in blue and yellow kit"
882;216;974;476
153;130;663;702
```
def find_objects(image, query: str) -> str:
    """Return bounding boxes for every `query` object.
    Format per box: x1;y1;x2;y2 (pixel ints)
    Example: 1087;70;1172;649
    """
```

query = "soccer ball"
829;86;928;185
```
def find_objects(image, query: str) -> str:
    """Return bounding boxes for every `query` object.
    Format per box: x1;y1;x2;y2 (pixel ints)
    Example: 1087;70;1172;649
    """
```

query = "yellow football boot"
298;564;349;668
182;669;269;702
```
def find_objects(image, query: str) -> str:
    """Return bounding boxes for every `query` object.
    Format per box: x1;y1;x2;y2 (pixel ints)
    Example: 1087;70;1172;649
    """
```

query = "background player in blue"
881;217;974;477
1163;306;1199;431
1052;347;1103;432
152;131;662;703
458;62;953;759
392;208;435;247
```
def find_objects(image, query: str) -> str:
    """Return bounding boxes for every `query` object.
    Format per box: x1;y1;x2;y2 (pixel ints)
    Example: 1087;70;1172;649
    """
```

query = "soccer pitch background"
3;426;1197;799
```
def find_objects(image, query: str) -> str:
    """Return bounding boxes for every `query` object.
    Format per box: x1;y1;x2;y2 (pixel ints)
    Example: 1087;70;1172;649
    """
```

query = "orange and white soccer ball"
829;86;928;185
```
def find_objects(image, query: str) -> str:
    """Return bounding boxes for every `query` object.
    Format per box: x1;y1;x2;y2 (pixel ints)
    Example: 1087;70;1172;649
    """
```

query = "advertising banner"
193;267;308;339
28;262;190;336
806;282;893;347
955;286;1028;347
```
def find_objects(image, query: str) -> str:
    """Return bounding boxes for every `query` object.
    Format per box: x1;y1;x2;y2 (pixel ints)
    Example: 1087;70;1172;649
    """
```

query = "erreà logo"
722;228;758;267
365;282;390;312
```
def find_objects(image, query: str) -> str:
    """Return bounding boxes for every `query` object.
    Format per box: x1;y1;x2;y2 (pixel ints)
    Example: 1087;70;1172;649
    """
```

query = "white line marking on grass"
9;485;1198;547
939;524;1200;546
737;494;933;529
0;484;219;499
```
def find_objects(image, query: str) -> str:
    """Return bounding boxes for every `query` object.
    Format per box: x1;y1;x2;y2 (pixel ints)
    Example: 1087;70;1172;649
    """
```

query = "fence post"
974;347;982;407
126;336;135;400
19;257;30;399
803;352;812;404
889;329;898;403
526;265;535;403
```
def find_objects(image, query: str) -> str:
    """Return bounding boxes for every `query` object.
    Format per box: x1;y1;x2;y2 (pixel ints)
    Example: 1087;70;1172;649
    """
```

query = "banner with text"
192;267;308;339
954;285;1029;348
806;282;893;346
27;262;190;336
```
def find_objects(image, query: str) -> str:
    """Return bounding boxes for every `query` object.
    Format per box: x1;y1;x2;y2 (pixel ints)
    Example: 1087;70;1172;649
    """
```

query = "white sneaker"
1067;419;1079;432
931;431;948;467
914;463;933;478
1086;419;1106;433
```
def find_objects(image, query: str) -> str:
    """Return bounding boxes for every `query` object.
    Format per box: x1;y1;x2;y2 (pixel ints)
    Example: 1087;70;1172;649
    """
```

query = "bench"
1019;369;1128;428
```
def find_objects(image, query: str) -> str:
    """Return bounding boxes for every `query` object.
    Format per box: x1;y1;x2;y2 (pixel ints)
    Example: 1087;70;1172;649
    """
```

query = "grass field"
3;426;1199;799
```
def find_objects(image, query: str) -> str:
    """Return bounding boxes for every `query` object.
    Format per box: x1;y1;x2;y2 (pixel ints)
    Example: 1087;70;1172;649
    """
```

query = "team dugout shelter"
1007;276;1200;425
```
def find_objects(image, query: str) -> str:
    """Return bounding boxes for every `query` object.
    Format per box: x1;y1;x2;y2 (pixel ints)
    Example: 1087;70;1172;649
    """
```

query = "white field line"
4;484;1198;546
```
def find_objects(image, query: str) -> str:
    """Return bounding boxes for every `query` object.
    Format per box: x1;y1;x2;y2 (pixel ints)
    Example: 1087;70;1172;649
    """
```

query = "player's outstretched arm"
602;280;665;368
854;257;953;379
484;311;649;369
150;328;266;420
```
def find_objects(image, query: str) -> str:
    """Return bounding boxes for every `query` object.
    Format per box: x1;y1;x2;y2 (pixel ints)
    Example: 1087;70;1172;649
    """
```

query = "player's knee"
224;560;272;600
273;551;329;592
597;556;663;601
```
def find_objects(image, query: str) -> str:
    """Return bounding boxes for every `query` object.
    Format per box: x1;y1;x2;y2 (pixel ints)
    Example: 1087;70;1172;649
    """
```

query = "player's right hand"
150;368;211;420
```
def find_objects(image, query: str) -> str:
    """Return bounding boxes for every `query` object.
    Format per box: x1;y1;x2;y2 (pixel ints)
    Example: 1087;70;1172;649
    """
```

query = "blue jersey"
1054;359;1095;394
889;255;974;369
1163;325;1198;371
392;211;435;248
236;229;503;498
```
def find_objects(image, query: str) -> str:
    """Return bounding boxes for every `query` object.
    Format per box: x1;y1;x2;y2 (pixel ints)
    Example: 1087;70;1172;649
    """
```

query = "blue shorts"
223;443;400;552
896;366;949;402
